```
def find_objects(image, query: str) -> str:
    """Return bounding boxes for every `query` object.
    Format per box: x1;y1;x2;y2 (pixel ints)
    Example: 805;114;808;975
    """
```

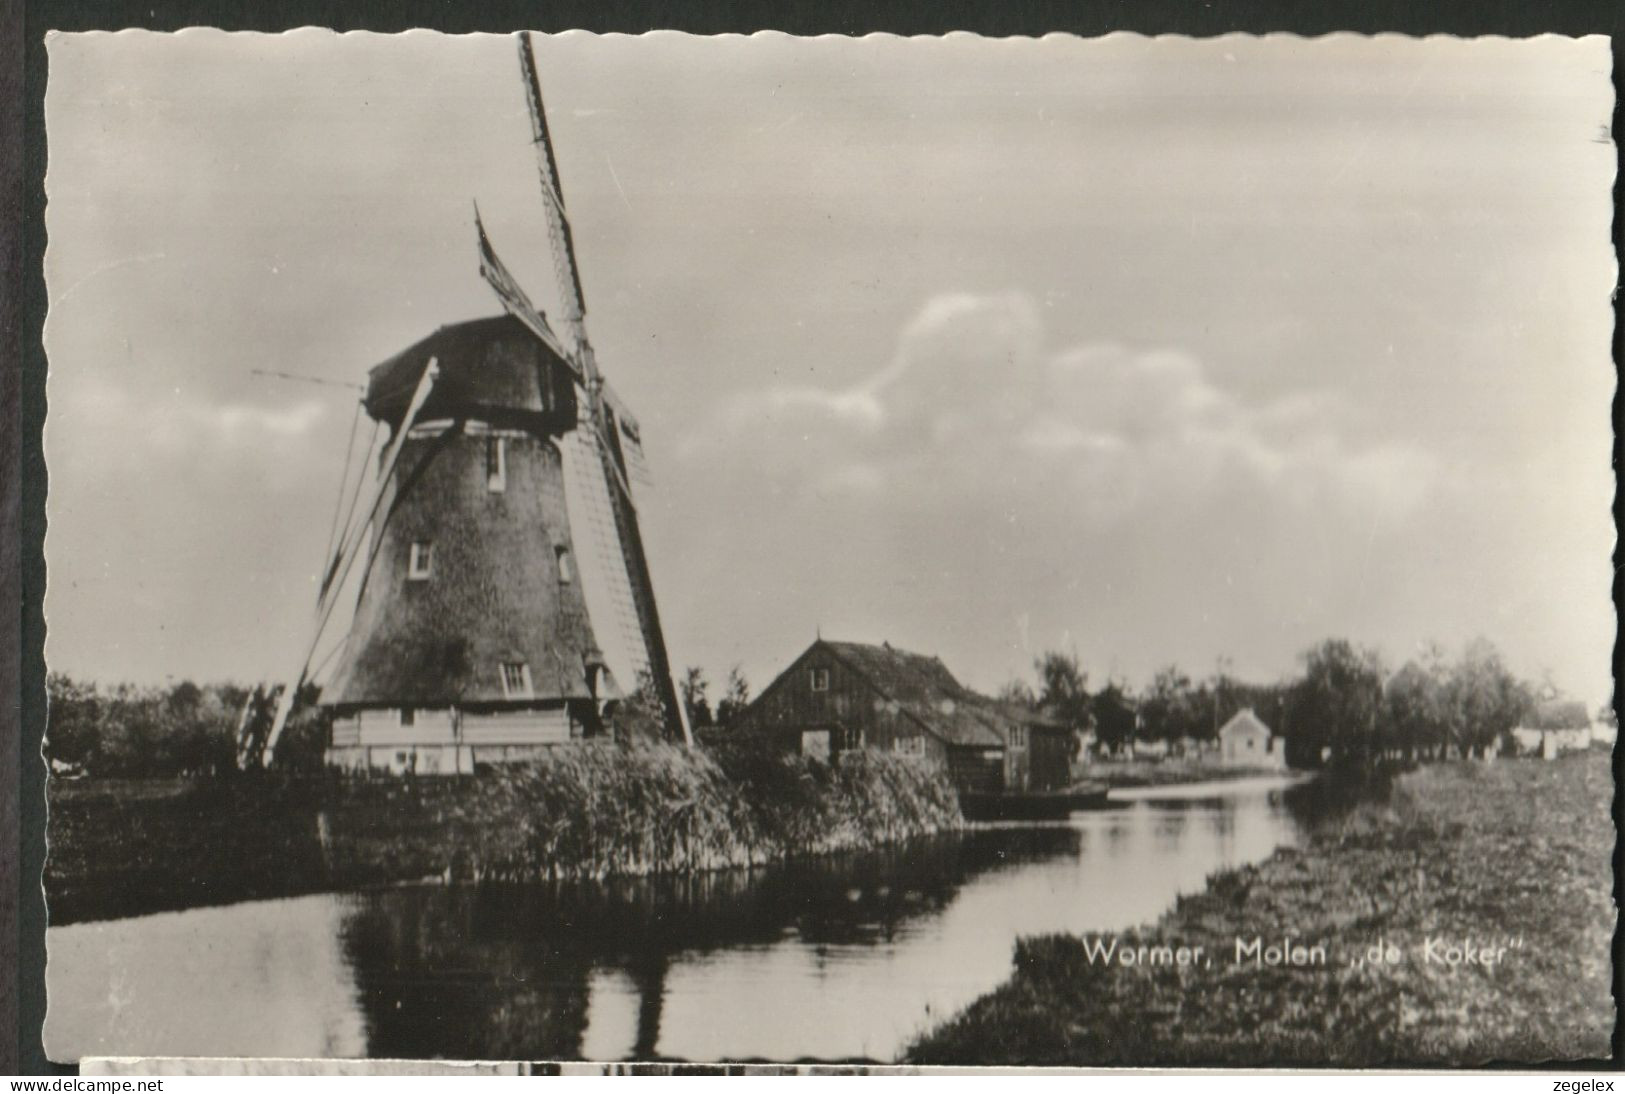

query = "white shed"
1217;708;1287;768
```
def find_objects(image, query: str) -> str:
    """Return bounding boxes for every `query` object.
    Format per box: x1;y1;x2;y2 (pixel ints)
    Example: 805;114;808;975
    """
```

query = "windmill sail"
559;427;650;699
517;32;589;346
602;380;653;487
243;358;441;767
513;31;690;743
475;205;573;368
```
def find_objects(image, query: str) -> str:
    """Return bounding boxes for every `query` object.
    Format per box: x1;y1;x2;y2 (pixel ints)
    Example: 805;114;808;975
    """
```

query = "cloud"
43;369;351;687
45;373;336;510
192;398;328;450
53;372;330;462
701;289;1437;526
660;290;1491;702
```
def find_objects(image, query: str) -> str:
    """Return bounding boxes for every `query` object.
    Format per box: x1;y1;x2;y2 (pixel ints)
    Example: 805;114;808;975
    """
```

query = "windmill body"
322;316;625;773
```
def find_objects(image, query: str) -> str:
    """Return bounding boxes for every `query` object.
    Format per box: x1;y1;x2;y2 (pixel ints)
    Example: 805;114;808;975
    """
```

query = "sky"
42;30;1616;708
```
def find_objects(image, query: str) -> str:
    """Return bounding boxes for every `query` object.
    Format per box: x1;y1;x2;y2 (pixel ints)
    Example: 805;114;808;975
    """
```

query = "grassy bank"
44;776;332;925
46;742;961;925
1087;758;1290;789
908;751;1614;1066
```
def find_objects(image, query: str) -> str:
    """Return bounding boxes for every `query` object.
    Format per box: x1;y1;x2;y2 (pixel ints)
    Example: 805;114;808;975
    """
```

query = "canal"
47;773;1321;1063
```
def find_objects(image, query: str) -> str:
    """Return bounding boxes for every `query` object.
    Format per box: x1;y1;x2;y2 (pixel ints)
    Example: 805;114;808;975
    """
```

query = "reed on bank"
46;740;963;925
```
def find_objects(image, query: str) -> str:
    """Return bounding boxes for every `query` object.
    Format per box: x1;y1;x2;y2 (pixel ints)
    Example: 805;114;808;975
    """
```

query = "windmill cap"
365;315;579;434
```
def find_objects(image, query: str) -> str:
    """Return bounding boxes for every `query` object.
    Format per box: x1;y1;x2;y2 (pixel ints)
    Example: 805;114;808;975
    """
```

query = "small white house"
1216;708;1287;769
1512;700;1591;759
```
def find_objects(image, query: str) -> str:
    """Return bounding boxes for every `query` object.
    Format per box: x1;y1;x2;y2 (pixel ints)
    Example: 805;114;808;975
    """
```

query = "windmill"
240;32;691;769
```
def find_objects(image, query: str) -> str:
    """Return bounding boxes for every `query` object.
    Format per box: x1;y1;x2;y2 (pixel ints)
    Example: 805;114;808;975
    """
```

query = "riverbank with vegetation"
45;741;961;926
1088;758;1290;789
908;750;1613;1066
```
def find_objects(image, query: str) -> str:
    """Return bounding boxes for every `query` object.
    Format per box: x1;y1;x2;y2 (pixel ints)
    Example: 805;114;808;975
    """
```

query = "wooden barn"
734;639;1072;795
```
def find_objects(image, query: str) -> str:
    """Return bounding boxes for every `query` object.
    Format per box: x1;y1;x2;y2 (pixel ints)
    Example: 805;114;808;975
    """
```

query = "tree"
1140;665;1199;744
95;682;163;777
1091;680;1137;755
715;665;751;728
1443;638;1530;758
681;666;714;728
160;681;241;775
996;677;1037;708
1291;639;1386;771
612;669;669;742
45;673;103;771
1034;650;1094;754
1382;660;1448;762
1034;650;1089;721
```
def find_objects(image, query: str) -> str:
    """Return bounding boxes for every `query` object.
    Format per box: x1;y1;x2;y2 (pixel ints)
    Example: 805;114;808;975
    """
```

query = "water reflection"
47;774;1319;1064
335;829;1077;1061
44;897;368;1061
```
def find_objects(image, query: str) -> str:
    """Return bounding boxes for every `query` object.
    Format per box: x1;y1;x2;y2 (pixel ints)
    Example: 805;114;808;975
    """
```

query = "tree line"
41;635;1599;780
44;675;329;777
679;665;751;730
997;636;1595;772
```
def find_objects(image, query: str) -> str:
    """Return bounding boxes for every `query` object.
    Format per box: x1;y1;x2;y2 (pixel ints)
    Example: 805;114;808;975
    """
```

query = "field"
908;750;1615;1066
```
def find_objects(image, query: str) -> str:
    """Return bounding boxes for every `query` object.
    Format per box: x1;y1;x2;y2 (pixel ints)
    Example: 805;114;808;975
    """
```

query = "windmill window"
1010;726;1028;750
810;668;830;692
399;707;415;727
408;542;434;581
500;662;534;700
555;546;573;584
486;436;507;493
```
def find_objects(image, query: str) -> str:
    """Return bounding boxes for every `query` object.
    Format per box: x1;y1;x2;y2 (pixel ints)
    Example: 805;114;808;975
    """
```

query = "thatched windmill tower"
240;34;691;771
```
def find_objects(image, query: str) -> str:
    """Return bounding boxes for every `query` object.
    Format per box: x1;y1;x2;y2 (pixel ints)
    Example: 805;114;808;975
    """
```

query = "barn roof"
1218;707;1274;740
1524;699;1591;731
818;640;1007;748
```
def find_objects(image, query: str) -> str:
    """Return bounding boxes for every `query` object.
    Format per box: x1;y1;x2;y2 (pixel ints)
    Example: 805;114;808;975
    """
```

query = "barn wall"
984;725;1071;792
887;733;948;765
947;747;1005;795
1005;736;1030;791
1028;728;1072;790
